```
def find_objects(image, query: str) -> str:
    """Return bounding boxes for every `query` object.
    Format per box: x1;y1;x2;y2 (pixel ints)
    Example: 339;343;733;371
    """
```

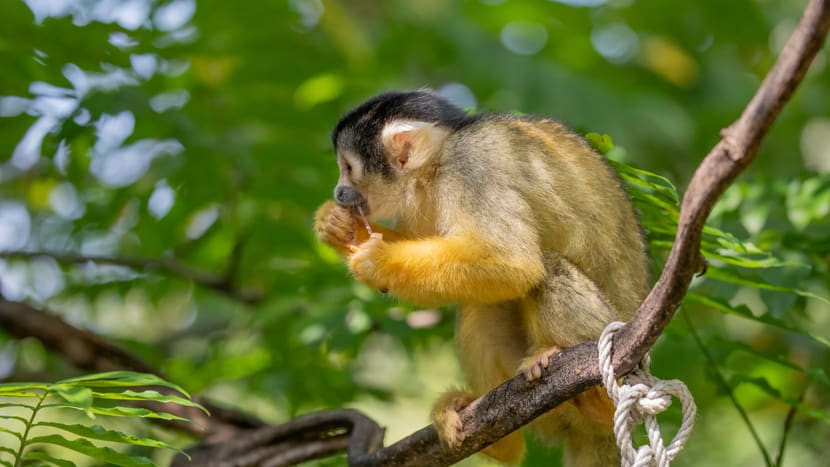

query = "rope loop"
598;322;696;467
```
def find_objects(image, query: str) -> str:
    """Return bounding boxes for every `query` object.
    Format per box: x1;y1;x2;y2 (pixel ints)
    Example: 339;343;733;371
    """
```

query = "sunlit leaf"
685;293;830;348
20;451;75;467
710;336;830;387
91;389;207;413
0;413;30;425
0;382;49;393
705;268;830;305
56;371;190;398
33;421;185;454
0;425;24;441
25;434;154;467
722;369;830;424
51;385;93;408
586;132;614;154
41;403;190;422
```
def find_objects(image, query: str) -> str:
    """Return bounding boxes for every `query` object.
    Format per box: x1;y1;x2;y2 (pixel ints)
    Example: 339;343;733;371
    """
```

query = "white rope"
598;322;696;467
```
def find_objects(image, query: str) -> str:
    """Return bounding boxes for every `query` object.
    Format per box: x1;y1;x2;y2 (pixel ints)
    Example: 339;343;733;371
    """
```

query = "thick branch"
172;409;384;467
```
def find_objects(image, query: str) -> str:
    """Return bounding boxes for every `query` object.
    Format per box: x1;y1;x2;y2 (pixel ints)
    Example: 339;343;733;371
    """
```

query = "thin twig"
775;385;807;466
681;308;773;466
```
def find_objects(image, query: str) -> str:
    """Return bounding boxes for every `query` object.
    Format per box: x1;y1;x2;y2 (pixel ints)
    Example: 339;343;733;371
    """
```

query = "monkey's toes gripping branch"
519;346;563;382
432;391;478;448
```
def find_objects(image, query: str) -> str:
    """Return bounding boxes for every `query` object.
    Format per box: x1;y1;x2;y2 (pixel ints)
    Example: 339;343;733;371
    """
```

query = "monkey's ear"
381;120;450;171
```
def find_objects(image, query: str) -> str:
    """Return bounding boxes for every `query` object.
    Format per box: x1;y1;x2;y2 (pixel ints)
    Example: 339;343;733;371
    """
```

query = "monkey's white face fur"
339;119;449;223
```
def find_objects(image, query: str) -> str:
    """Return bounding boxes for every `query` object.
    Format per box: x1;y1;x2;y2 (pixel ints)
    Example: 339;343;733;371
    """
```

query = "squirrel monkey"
314;91;649;466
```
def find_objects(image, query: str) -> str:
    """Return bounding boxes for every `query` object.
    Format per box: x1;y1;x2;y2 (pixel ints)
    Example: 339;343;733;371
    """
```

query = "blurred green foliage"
0;0;828;465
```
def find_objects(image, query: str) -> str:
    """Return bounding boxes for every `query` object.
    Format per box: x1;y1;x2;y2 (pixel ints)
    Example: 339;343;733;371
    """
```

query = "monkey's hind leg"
521;254;622;466
432;301;528;464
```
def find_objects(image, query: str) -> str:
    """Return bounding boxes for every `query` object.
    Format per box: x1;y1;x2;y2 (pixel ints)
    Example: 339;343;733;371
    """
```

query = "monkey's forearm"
349;235;544;306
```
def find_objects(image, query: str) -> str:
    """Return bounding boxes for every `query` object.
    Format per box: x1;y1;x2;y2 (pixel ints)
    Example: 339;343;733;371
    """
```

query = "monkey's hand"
314;200;358;257
347;233;390;292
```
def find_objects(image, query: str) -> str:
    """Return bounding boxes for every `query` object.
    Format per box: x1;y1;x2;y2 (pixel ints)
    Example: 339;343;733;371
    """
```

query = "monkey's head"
330;90;470;220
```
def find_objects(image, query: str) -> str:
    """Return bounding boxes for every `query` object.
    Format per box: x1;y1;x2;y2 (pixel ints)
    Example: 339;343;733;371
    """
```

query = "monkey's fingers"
348;244;359;253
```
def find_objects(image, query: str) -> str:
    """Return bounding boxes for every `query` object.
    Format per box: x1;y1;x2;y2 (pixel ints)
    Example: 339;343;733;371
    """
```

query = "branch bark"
172;409;384;467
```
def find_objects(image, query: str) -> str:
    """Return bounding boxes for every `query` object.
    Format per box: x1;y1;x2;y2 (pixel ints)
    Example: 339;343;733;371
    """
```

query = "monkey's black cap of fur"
331;91;471;178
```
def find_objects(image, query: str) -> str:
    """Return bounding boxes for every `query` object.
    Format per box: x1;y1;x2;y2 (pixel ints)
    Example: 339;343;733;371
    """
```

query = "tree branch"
186;1;830;465
172;409;384;467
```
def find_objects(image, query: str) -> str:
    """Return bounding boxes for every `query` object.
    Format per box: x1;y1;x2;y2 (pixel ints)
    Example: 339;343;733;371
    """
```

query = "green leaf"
0;425;24;441
0;402;35;410
0;382;49;394
612;160;680;196
0;460;12;467
711;336;830;387
585;132;614;154
705;267;830;304
621;174;680;207
91;390;207;413
0;446;17;456
21;451;75;467
0;391;41;398
56;371;190;398
32;421;185;454
0;413;30;425
722;370;830;424
51;385;93;408
25;434;154;467
41;403;190;422
684;293;830;348
699;250;790;269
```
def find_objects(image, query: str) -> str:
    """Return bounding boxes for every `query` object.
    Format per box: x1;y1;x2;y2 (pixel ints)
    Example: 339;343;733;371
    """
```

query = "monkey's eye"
345;162;352;175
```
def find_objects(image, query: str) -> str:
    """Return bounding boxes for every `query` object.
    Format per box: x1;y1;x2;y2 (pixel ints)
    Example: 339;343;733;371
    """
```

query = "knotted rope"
598;321;696;467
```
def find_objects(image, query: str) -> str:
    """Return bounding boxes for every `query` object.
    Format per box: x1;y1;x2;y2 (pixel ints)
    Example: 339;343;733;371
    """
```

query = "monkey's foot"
518;346;563;381
432;390;477;448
